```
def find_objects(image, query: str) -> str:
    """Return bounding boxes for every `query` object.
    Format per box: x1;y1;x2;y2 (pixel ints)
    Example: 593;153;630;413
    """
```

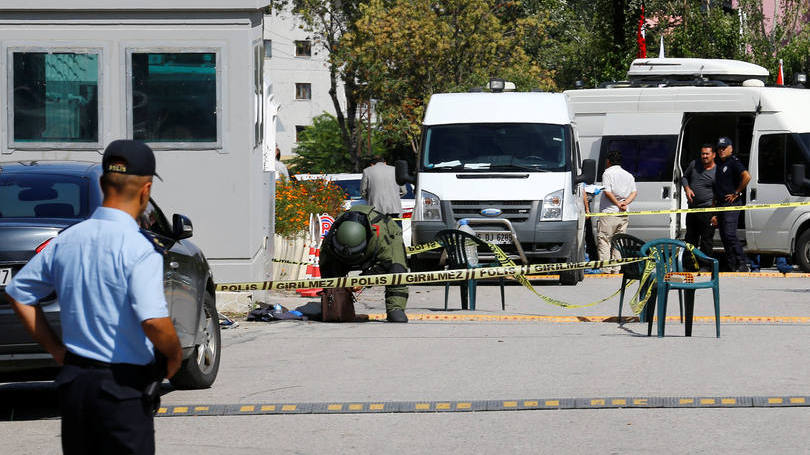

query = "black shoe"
736;264;750;272
386;309;408;323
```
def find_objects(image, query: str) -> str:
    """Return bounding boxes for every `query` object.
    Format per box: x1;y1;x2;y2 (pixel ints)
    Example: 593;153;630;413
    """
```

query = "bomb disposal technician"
6;140;182;455
320;205;409;322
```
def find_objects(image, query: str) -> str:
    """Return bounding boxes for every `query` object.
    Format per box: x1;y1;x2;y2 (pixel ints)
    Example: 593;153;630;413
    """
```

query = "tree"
737;0;810;84
289;113;390;174
344;0;556;156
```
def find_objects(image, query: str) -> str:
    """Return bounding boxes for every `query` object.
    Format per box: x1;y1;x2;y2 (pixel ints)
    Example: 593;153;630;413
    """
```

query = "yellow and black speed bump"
153;395;810;417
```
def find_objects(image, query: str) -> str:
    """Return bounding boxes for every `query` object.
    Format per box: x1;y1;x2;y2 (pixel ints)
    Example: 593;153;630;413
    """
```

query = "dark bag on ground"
320;288;356;322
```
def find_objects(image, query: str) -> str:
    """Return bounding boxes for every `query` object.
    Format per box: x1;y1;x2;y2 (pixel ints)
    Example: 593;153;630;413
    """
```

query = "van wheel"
559;248;585;286
170;292;221;389
795;230;810;272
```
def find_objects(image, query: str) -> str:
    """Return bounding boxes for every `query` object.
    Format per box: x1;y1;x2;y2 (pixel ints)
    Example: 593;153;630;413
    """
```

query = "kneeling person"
320;205;409;322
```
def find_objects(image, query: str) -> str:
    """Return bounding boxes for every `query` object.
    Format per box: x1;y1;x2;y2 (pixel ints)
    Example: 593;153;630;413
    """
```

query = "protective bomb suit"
320;205;409;322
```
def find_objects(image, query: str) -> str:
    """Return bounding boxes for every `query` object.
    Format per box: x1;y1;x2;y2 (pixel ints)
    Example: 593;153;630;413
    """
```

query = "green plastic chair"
640;239;720;338
610;233;650;322
434;229;505;311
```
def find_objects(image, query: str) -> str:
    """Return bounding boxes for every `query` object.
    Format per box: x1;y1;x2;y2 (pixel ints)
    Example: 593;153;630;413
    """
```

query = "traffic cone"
296;244;322;297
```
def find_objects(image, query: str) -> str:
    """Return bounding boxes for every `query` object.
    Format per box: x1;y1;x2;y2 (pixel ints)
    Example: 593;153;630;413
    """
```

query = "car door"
137;200;192;347
746;132;810;251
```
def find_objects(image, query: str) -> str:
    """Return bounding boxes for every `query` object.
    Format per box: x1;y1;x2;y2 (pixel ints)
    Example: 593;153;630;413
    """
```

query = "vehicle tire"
559;245;585;286
795;230;810;273
170;292;221;389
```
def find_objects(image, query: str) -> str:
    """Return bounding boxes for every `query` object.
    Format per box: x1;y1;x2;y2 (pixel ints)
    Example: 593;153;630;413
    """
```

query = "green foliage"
289;113;391;174
344;0;556;154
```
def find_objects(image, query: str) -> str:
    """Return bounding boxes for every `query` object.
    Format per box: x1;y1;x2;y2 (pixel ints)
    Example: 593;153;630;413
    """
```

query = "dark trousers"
684;211;715;261
57;358;155;455
718;207;745;270
584;218;598;261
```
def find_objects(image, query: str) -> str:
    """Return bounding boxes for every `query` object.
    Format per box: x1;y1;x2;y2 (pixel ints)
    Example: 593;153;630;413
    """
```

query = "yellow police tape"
585;200;810;217
215;257;648;293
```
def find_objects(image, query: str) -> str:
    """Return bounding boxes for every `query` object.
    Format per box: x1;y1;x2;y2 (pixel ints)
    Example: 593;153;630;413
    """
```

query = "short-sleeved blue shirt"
6;207;168;365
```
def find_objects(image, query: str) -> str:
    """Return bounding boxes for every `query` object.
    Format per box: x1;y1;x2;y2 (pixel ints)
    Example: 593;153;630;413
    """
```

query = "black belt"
64;351;113;369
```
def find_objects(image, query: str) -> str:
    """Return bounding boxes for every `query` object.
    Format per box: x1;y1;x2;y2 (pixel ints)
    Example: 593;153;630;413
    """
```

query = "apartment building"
263;9;346;160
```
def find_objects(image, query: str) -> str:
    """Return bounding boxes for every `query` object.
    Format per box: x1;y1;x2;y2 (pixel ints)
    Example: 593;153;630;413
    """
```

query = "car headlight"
419;190;443;221
540;189;564;221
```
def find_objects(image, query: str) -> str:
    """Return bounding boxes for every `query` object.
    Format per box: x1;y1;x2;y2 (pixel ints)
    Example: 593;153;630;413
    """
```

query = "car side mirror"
575;159;596;184
395;160;415;185
172;214;193;240
791;164;810;190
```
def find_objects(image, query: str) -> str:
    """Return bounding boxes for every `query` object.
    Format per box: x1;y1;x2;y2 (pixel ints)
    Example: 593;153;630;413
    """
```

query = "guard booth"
0;1;275;286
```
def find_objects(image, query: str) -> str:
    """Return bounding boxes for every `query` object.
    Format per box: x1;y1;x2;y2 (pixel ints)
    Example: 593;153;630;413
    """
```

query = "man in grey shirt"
682;144;717;258
361;157;405;218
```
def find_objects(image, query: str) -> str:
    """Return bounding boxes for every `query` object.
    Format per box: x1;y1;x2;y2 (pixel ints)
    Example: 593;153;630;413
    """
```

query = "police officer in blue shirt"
713;137;752;272
6;140;182;455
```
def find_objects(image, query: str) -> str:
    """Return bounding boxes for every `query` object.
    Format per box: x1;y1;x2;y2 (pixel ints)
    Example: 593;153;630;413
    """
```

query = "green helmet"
330;220;368;262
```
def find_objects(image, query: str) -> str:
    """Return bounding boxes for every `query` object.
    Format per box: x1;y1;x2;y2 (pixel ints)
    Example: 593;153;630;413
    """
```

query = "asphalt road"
3;274;810;454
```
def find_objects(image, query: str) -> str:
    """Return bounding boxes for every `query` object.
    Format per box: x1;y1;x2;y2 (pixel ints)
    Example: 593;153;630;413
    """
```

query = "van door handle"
169;261;180;270
750;188;756;200
662;187;670;199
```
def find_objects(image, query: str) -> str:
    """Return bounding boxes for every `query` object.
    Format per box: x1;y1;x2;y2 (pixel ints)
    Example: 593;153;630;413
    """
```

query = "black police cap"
102;140;162;181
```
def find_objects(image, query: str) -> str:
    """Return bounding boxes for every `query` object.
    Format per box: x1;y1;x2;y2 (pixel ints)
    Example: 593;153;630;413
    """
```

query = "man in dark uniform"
7;140;183;454
320;204;409;322
713;136;751;272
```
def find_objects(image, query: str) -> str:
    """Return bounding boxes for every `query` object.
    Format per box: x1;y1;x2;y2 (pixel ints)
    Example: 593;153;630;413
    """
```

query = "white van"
400;89;596;284
565;58;810;270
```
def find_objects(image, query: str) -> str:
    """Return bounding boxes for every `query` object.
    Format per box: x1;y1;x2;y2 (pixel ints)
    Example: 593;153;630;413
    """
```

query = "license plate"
476;232;513;245
0;268;11;287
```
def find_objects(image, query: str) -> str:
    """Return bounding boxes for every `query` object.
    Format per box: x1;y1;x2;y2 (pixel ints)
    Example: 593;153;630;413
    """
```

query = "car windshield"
334;179;363;200
421;123;570;172
0;173;88;219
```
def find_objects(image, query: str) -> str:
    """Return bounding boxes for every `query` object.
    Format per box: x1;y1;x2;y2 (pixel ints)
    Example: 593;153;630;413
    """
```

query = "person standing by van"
713;137;751;272
361;157;405;219
597;150;637;273
682;144;718;260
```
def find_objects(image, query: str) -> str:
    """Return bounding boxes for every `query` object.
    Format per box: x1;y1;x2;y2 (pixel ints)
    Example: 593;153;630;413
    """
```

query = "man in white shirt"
597;150;637;273
275;147;290;180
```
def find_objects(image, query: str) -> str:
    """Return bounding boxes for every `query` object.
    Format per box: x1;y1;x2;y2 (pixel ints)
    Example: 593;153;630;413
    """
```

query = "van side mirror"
575;159;596;185
172;214;193;240
791;164;810;190
395;160;415;185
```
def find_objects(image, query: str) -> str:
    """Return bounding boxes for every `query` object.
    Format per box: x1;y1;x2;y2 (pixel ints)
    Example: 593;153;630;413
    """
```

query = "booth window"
254;44;264;147
295;40;311;57
295;83;311;100
12;52;99;143
131;52;217;143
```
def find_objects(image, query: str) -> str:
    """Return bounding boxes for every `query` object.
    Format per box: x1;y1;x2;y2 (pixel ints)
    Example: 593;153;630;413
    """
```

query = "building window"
131;52;217;143
295;83;311;100
294;40;311;57
295;125;308;142
12;52;99;143
263;40;272;58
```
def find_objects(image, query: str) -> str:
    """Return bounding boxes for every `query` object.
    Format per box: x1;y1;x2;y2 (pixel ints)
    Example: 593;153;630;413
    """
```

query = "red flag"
637;4;647;58
776;59;784;85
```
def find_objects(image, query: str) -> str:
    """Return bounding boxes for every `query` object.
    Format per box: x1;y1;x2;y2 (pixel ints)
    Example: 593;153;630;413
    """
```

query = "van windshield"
421;123;570;172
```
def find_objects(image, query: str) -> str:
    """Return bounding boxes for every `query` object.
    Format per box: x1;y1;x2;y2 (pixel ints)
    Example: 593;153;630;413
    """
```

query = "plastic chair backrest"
611;233;647;278
640;239;689;276
434;229;489;269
